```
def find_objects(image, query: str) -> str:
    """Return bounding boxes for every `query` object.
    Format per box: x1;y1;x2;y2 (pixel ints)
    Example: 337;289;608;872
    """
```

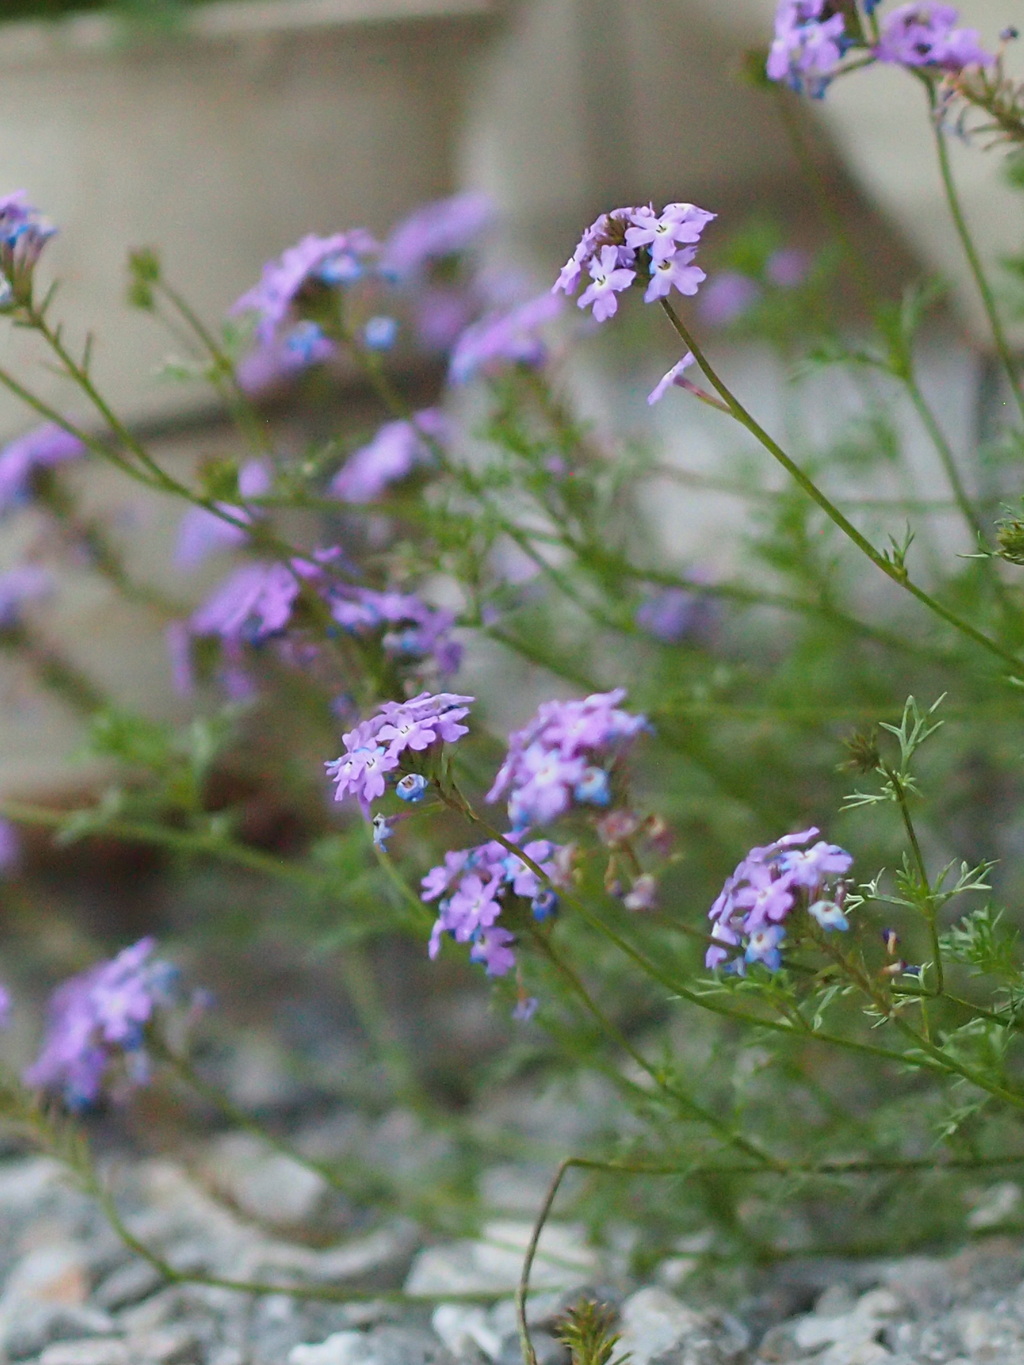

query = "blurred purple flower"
767;0;847;97
698;272;762;326
449;293;564;384
635;584;715;643
765;247;809;287
0;424;85;514
0;191;57;301
190;560;301;643
329;409;447;503
232;229;378;343
875;3;993;70
380;192;493;281
25;938;181;1109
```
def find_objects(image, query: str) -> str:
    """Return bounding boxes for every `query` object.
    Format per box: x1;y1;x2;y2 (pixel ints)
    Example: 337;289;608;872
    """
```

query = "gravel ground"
2;1133;1024;1365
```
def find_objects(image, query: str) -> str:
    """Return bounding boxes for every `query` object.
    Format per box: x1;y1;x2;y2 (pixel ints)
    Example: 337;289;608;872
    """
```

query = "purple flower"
625;203;716;262
329;409;447;503
698;272;762;326
647;353;696;405
623;873;658;912
635;585;710;642
0;564;51;627
875;3;994;70
745;924;785;971
512;995;539;1022
470;925;517;977
328;587;462;677
449;292;564;384
396;772;429;803
705;826;852;971
0;983;9;1028
0;191;57;302
190;560;301;643
767;0;848;97
380;192;493;281
174;460;271;569
643;246;705;304
488;689;647;830
422;834;565;978
232;230;378;343
372;813;394;852
326;692;473;809
25;938;181;1109
0;423;85;514
283;321;335;367
809;898;849;930
577;245;637;322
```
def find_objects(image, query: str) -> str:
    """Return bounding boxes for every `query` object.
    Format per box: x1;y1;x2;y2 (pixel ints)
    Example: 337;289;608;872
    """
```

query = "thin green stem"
659;300;1024;672
928;88;1024;425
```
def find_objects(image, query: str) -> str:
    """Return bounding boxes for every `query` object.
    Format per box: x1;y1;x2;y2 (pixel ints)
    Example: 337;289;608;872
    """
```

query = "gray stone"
1;1304;117;1362
406;1222;596;1297
130;1325;205;1365
38;1339;132;1365
205;1132;328;1228
288;1331;380;1365
94;1259;165;1311
618;1287;749;1365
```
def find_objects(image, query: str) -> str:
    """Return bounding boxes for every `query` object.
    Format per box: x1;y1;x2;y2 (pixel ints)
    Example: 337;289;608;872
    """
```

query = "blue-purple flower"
24;938;185;1109
449;292;563;384
232;229;378;344
380;192;493;282
0;191;57;305
0;423;86;515
875;3;993;70
706;826;853;972
326;691;473;810
329;409;447;503
422;836;563;977
488;689;648;831
767;0;848;97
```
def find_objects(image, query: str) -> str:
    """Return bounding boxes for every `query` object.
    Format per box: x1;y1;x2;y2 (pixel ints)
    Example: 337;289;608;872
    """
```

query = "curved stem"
658;300;1024;672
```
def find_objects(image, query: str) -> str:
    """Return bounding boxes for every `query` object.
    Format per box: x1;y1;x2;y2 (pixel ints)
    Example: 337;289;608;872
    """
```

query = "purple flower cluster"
487;689;648;830
554;204;714;322
706;827;853;973
767;1;848;97
875;3;993;70
329;409;448;503
0;191;57;305
190;559;303;644
325;691;473;810
422;837;563;977
0;423;85;515
449;292;564;384
232;230;378;345
331;587;462;676
380;192;493;282
765;0;993;95
25;938;181;1109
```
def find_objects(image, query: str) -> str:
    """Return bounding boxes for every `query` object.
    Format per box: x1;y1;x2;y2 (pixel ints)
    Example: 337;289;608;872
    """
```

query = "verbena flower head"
380;192;493;281
422;836;563;977
326;691;473;810
488;689;648;830
329;409;448;503
554;204;713;321
329;586;462;677
25;938;183;1109
706;826;853;972
0;564;51;628
190;560;302;644
232;229;378;343
635;584;715;643
449;292;563;384
648;352;696;405
875;3;994;70
0;423;85;515
767;0;848;97
0;191;57;306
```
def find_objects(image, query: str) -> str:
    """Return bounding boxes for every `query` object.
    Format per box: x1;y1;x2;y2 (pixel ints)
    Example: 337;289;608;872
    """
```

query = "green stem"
658;300;1024;672
928;88;1024;425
